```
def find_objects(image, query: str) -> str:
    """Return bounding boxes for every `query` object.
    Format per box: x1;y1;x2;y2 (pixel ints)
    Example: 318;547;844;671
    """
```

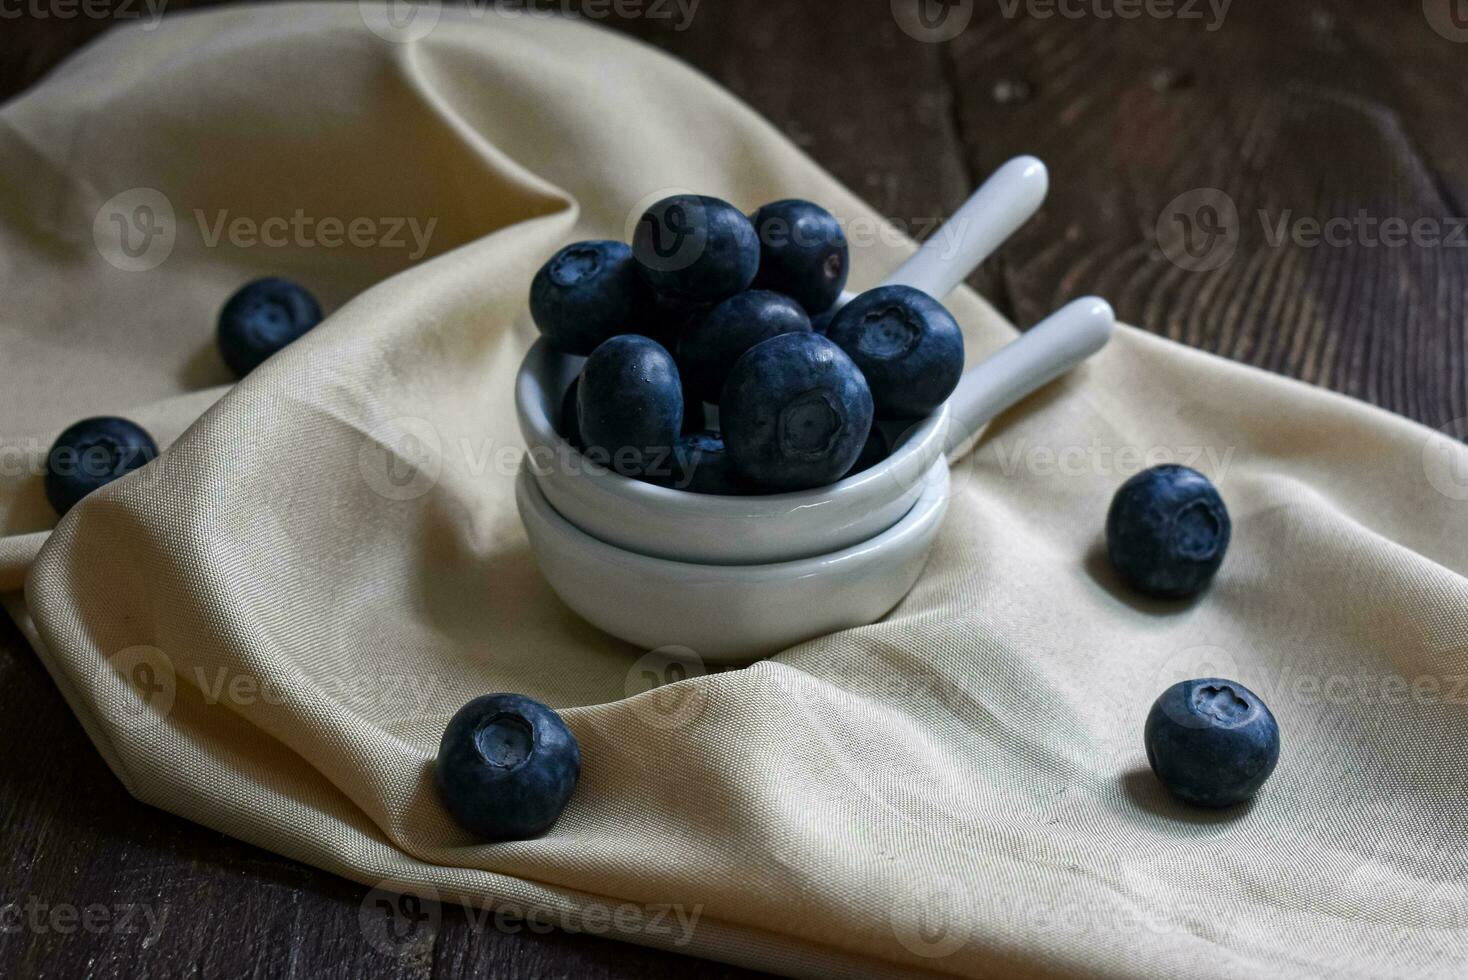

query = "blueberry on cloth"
749;199;849;314
530;240;643;355
824;284;963;419
721;332;873;492
217;276;323;377
436;693;581;840
1145;678;1280;808
44;416;158;516
632;194;759;303
576;335;684;477
1106;465;1231;598
677;289;811;404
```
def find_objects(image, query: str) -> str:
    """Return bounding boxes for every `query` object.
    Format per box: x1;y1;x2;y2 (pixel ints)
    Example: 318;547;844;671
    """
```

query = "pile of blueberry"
42;277;322;517
530;194;965;494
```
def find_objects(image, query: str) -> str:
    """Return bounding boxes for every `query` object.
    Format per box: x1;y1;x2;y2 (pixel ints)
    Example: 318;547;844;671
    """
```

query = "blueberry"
217;277;323;377
680;382;708;435
825;285;963;419
436;693;581;840
1107;465;1231;598
577;335;683;477
677;290;811;403
843;423;891;479
632;195;759;303
750;199;849;314
530;241;644;355
44;416;158;516
664;430;751;495
559;378;583;450
722;333;873;492
809;308;837;336
1145;678;1280;808
626;291;703;353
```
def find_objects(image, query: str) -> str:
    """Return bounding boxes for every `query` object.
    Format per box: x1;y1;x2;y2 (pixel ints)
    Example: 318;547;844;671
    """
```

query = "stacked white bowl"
515;158;1115;662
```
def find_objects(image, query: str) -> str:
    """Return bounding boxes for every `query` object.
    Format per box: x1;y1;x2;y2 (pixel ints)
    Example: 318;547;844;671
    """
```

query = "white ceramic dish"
518;296;1113;564
516;457;950;662
515;156;1114;564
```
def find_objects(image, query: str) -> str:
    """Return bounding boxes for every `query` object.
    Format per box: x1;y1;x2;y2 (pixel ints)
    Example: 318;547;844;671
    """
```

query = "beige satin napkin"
2;5;1465;978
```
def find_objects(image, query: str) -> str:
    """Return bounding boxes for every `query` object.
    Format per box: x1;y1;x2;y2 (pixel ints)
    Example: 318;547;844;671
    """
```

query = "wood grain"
945;1;1468;428
2;1;1465;977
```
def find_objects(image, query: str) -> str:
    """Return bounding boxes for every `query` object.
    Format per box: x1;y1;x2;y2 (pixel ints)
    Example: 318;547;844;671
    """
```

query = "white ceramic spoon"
516;156;1113;565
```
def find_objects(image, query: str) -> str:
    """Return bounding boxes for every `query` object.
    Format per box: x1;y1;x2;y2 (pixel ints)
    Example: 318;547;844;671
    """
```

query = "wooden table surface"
3;2;1465;977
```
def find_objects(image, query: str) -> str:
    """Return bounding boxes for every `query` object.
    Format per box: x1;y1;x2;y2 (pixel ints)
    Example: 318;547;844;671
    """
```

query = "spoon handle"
944;297;1116;459
881;155;1049;299
833;156;1048;310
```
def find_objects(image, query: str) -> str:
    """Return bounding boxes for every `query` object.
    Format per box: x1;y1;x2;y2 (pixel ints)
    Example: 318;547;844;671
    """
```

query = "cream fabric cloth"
2;6;1465;978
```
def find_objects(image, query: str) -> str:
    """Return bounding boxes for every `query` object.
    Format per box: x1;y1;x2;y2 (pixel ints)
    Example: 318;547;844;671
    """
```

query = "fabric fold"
3;6;1465;978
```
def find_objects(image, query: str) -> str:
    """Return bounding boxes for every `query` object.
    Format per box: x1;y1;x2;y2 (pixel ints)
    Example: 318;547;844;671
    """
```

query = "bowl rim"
516;452;952;576
515;337;952;515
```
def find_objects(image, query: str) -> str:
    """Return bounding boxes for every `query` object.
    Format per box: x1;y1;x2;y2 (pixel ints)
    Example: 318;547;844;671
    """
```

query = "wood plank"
945;0;1468;427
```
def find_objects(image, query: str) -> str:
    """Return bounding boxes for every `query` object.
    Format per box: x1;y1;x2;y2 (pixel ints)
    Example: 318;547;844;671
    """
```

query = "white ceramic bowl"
516;296;1114;564
516;457;950;662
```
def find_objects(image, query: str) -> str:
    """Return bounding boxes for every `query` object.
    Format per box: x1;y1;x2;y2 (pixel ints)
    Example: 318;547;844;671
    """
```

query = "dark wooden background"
3;1;1465;977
